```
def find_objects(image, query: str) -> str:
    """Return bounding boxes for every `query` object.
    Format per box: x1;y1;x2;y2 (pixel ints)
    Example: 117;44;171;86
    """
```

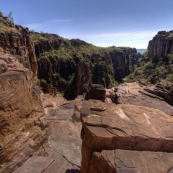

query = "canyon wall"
31;32;141;99
0;17;37;76
0;53;50;173
0;18;50;173
148;30;173;62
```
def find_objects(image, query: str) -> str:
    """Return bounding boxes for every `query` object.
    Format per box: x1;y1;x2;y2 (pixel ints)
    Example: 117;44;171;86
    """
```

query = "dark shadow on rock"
65;169;80;173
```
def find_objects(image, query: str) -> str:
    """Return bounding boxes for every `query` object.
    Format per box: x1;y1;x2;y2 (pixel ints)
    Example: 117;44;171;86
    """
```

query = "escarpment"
0;17;37;76
31;32;141;99
148;30;173;62
0;53;50;173
80;100;173;173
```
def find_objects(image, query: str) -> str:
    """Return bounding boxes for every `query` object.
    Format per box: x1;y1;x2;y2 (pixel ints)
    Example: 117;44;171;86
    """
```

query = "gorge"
1;14;173;173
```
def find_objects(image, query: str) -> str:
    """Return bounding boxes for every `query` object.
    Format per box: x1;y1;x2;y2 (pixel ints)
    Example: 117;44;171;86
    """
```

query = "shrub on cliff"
7;11;14;22
0;12;3;17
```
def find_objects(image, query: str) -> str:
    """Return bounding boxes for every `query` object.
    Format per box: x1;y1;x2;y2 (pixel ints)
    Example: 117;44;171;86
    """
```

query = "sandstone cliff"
0;52;50;173
31;32;141;99
148;30;173;62
0;17;37;77
80;100;173;173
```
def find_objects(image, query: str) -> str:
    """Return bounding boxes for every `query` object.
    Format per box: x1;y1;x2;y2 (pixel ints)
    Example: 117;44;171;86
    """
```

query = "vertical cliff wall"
148;30;173;62
31;32;141;99
0;17;38;77
0;53;50;173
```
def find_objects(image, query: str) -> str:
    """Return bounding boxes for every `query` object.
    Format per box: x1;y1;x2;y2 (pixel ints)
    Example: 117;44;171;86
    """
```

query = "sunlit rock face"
148;30;173;62
0;53;50;173
80;99;173;173
0;18;38;77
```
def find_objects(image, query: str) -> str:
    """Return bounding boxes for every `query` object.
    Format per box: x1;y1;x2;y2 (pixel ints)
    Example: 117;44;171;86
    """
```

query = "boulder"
85;84;106;101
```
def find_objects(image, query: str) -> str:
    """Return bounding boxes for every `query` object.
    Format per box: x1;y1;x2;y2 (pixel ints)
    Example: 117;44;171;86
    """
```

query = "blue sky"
1;0;173;48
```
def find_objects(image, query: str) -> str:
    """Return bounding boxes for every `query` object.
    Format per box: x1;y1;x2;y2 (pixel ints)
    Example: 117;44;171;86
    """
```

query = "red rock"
0;53;50;173
90;149;173;173
80;100;173;173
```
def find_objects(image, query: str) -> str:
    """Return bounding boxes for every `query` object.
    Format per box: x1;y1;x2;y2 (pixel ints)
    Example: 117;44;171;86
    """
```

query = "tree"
7;11;14;22
0;11;3;17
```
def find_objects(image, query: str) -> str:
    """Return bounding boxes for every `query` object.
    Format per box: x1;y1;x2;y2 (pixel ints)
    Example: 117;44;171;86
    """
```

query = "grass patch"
0;22;19;34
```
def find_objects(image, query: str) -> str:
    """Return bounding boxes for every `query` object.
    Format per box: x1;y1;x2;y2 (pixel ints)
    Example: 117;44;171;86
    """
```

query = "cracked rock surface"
90;150;173;173
80;99;173;173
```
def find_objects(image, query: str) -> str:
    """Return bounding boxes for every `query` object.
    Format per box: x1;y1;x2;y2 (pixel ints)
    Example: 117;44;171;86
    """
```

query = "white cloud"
87;31;157;48
46;19;72;23
24;18;72;30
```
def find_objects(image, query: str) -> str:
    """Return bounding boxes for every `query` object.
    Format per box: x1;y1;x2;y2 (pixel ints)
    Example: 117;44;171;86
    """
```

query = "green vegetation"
0;12;3;17
127;51;173;86
41;79;47;84
0;22;19;33
30;31;141;97
30;30;58;43
7;11;14;22
0;13;19;33
13;55;23;62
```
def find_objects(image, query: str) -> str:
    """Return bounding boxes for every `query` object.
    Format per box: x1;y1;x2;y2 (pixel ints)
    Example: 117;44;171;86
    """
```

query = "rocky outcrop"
80;99;173;173
33;33;141;99
85;84;106;101
90;150;173;173
115;82;173;115
148;30;173;62
144;83;173;106
0;17;37;76
0;53;50;173
85;84;116;103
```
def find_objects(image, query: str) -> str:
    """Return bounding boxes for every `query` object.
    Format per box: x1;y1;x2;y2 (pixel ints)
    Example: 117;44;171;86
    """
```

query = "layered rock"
39;93;82;173
0;53;50;173
148;30;173;62
115;82;173;115
85;84;116;103
80;99;173;173
85;84;106;101
90;150;173;173
31;32;141;99
144;83;173;106
0;17;37;76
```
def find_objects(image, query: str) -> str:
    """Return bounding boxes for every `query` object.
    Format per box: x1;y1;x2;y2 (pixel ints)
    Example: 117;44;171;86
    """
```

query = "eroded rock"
80;100;173;173
90;150;173;173
0;54;50;173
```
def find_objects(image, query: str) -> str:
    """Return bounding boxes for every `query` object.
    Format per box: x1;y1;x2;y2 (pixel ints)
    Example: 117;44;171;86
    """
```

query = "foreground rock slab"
80;99;173;173
116;82;173;115
40;94;83;173
90;149;173;173
43;120;82;173
13;156;54;173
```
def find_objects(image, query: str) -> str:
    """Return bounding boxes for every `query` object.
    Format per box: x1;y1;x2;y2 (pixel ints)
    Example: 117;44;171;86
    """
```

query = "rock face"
85;84;116;103
148;30;173;62
144;83;173;106
115;82;173;115
90;150;173;173
0;17;38;77
31;32;141;99
0;53;50;173
80;99;173;173
85;84;106;101
39;93;82;173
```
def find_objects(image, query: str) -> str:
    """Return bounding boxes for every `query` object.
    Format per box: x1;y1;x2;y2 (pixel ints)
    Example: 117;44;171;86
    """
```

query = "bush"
7;11;14;22
0;12;3;17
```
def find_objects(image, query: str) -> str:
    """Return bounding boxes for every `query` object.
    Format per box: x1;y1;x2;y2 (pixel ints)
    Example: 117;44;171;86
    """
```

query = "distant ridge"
137;49;147;54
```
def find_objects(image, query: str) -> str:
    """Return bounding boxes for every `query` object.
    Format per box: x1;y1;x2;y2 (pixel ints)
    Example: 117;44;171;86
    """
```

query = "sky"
1;0;173;48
